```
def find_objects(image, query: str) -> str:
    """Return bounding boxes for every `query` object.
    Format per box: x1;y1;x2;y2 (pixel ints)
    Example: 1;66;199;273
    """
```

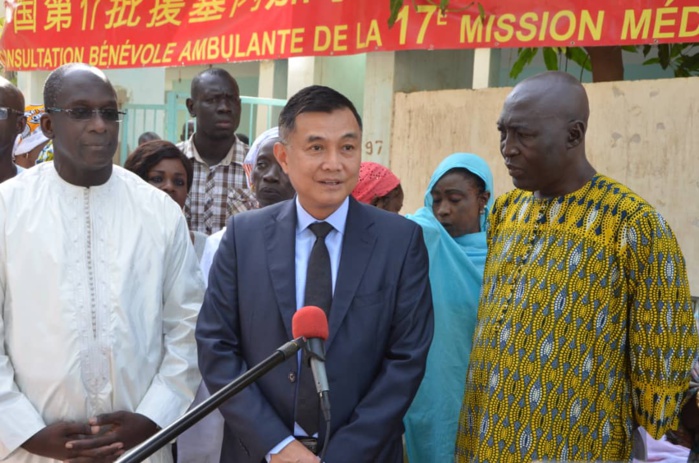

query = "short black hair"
278;85;362;140
137;131;161;145
191;68;237;98
44;64;73;108
124;140;194;193
44;63;102;108
0;77;25;112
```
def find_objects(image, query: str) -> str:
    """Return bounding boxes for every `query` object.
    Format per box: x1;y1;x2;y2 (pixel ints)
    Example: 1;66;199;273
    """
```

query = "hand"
21;421;123;462
85;411;160;452
270;439;320;463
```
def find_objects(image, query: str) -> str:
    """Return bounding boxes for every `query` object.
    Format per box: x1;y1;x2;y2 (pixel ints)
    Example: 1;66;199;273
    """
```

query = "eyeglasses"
0;107;26;120
47;107;126;122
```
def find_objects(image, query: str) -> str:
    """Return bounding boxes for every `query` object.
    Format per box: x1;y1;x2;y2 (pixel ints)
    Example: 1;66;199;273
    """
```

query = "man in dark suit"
196;85;434;463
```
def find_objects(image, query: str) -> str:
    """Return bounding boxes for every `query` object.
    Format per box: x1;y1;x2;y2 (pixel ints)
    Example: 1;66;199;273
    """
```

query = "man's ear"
40;113;55;140
273;141;289;174
185;98;195;117
567;120;586;148
370;196;382;207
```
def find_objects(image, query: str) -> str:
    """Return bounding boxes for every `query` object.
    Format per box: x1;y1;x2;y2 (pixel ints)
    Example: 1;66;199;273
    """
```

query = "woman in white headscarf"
242;126;295;208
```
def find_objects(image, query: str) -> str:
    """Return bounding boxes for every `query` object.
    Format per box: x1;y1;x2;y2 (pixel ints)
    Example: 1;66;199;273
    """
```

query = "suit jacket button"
288;372;296;383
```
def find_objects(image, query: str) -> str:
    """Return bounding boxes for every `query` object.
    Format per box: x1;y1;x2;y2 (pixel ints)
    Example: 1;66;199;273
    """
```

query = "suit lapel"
327;199;376;350
265;200;297;340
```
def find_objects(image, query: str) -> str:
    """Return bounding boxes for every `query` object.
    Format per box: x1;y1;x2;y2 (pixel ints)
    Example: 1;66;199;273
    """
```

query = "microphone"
292;306;331;424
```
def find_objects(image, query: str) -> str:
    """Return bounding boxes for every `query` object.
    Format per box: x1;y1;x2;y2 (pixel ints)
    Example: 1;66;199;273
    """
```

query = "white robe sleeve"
0;197;46;459
199;228;225;284
135;212;205;429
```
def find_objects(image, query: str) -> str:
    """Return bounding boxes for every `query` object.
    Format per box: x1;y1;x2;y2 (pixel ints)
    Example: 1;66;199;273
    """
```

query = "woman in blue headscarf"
403;153;494;463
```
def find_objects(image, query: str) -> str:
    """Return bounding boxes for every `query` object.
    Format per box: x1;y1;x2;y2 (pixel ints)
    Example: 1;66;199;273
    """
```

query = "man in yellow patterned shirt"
455;71;698;462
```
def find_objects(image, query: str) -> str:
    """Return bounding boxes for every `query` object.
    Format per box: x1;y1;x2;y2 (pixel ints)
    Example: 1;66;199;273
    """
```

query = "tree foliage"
507;45;699;79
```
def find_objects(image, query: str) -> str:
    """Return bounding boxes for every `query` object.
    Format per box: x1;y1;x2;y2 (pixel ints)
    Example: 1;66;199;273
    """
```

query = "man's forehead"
0;85;20;105
196;75;237;94
57;75;116;106
294;109;360;131
499;93;558;123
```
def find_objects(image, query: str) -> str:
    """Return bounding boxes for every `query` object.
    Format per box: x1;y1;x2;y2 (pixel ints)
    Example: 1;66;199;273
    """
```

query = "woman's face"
147;158;189;209
252;138;295;207
431;171;489;238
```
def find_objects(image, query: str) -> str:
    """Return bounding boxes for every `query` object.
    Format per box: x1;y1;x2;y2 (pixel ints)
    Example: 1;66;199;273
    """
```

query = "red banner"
1;0;698;71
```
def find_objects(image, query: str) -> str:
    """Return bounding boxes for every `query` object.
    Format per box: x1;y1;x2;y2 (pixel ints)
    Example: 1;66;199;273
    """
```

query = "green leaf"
387;0;404;27
621;45;638;53
440;0;449;11
510;48;538;79
642;45;652;57
543;47;559;70
681;51;699;68
567;47;592;71
670;43;683;58
477;2;485;20
643;57;660;65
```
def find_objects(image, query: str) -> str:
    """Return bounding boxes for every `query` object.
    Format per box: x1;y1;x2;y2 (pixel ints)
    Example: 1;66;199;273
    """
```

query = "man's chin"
257;190;285;206
511;177;534;191
205;129;237;141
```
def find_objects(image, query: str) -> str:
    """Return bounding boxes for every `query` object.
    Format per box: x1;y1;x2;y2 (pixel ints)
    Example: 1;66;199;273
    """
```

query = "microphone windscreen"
292;306;329;340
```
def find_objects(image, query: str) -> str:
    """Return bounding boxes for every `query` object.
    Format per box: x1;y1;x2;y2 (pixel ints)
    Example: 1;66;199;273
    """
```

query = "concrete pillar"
362;52;395;167
472;48;502;88
472;48;492;89
256;59;288;137
17;71;50;105
287;57;319;98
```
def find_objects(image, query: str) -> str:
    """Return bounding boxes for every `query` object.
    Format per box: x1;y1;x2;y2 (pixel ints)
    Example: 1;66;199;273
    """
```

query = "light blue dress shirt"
266;196;349;460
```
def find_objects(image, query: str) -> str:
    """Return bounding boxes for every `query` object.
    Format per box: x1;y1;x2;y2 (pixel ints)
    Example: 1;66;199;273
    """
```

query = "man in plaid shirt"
178;68;256;235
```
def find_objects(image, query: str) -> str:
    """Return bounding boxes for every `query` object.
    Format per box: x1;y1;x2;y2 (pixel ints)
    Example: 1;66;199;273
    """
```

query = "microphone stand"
117;337;306;463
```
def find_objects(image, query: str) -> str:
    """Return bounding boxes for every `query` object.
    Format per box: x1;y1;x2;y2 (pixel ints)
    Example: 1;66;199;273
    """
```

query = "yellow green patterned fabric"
455;174;697;463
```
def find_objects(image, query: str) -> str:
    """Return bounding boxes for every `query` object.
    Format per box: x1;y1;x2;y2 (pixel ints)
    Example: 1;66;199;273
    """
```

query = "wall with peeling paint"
391;77;699;293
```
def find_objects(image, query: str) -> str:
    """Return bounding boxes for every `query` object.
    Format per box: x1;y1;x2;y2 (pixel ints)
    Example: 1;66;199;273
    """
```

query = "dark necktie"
296;221;334;436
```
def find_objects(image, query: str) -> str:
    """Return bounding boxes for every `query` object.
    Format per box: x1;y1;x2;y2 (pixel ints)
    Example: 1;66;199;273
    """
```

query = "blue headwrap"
403;153;495;463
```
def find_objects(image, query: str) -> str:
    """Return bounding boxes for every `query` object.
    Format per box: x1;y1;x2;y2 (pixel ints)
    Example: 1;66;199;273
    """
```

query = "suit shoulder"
226;199;285;228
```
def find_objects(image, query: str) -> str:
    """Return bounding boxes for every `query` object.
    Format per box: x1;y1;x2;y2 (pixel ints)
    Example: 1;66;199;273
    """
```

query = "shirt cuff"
0;394;45;459
265;435;295;462
136;381;191;430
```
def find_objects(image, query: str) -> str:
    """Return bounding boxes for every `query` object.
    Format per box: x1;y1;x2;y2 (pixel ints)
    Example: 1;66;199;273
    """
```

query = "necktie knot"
309;221;334;240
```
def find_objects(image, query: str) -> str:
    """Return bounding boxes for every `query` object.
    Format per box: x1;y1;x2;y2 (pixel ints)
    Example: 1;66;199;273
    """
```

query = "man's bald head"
0;76;25;113
0;76;25;164
497;71;595;198
507;71;589;127
44;63;113;109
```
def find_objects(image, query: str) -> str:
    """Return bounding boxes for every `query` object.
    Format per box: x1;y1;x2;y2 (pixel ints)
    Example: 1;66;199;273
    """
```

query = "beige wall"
391;77;699;293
